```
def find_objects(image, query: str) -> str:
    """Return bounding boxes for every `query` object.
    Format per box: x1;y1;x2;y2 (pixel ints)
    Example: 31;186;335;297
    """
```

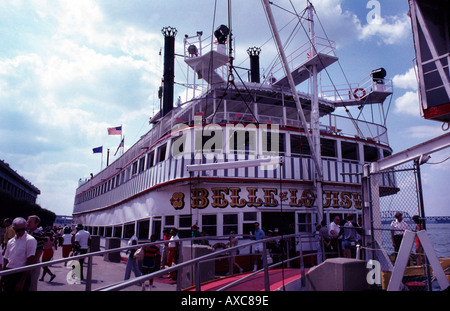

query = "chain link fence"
365;162;434;290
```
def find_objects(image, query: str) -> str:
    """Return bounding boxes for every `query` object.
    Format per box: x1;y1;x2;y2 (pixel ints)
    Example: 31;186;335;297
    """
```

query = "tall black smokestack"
247;47;261;83
161;26;177;117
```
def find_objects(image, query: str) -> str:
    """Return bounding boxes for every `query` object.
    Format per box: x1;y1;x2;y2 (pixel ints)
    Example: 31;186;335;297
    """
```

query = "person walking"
26;215;45;291
74;224;90;280
39;231;56;282
1;217;37;291
61;227;73;266
124;229;142;280
140;235;161;290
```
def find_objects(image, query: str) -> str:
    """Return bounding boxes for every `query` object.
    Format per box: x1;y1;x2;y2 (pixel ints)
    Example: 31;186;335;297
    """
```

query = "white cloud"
358;13;410;45
394;91;420;116
406;125;444;139
393;67;418;90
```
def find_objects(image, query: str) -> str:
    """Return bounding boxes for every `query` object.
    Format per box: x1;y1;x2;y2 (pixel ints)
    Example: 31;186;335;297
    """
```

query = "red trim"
423;102;450;121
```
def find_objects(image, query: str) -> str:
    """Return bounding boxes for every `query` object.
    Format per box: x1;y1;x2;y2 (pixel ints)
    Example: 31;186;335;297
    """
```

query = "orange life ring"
353;88;366;99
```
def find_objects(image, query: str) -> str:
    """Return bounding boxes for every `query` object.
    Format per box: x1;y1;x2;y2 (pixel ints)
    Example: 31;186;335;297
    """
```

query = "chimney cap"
247;47;261;56
162;26;178;37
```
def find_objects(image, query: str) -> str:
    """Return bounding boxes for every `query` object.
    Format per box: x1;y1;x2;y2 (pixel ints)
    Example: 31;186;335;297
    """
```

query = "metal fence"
364;161;435;290
0;233;313;292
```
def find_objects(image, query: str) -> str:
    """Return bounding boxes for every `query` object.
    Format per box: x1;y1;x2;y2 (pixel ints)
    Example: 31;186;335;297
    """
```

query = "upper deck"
73;89;394;215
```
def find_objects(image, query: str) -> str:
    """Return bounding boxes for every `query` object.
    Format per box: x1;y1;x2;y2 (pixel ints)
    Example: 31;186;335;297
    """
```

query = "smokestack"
247;47;261;83
161;26;177;117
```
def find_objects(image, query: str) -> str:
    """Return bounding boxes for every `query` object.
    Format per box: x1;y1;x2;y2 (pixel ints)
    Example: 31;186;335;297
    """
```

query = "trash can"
104;237;121;263
90;235;101;253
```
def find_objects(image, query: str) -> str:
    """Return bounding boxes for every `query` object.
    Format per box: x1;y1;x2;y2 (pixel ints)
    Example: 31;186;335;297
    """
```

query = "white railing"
270;36;336;78
321;76;393;102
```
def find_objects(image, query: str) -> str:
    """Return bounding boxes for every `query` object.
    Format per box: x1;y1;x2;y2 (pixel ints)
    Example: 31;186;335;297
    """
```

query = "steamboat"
72;1;397;264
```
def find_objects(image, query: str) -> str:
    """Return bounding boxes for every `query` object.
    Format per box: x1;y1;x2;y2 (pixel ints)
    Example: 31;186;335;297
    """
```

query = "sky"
0;0;449;217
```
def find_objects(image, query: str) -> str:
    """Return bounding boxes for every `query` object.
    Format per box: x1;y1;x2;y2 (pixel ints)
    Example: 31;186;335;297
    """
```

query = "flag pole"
101;146;104;171
121;124;124;156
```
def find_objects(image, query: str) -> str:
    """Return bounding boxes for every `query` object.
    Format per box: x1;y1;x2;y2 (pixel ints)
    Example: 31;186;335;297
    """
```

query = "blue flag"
92;146;103;154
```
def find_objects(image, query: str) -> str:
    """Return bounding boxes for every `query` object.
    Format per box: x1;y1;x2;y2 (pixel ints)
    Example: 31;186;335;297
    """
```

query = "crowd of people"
1;216;90;291
1;212;426;291
315;212;425;264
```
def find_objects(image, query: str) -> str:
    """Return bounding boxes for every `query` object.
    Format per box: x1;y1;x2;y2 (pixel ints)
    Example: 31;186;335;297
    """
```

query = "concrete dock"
36;249;177;291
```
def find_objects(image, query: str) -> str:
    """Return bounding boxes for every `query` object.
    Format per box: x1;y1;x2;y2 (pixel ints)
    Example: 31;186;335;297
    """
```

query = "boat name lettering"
169;188;361;210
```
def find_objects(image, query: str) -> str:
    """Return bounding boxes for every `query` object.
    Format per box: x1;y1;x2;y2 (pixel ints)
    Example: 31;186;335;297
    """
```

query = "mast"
308;3;324;221
262;0;323;221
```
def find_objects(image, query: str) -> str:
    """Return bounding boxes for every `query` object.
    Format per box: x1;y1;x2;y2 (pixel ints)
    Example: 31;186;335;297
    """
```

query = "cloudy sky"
1;0;448;217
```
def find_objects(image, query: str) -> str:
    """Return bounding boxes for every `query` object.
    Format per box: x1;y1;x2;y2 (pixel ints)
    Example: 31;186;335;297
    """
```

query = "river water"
425;223;450;258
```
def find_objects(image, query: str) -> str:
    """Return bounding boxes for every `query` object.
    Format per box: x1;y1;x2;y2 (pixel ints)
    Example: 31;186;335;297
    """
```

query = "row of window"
76;129;391;204
0;177;38;203
83;211;316;241
82;210;363;244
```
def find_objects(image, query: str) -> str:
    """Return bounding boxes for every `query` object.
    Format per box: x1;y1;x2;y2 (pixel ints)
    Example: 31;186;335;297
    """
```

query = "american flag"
107;126;122;135
114;138;125;156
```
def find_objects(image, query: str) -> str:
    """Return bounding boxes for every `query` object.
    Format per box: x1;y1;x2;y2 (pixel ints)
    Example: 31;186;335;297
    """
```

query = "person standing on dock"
390;212;409;260
74;224;90;280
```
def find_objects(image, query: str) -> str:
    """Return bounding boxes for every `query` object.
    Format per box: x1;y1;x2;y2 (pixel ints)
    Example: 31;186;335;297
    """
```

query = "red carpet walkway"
188;268;306;291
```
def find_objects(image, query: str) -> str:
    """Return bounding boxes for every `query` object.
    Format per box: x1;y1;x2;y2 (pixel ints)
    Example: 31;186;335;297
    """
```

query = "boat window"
290;134;311;156
132;161;138;176
124;223;135;238
364;145;379;162
137;219;150;240
179;214;192;238
139;157;145;173
202;215;217;236
105;226;113;237
341;141;359;161
383;149;392;158
297;213;312;233
113;225;122;238
321;138;336;157
165;215;175;227
229;129;256;155
244;212;257;221
202;129;223;154
157;144;167;163
223;214;238;235
242;212;257;236
146;151;155;169
172;134;186;157
262;131;285;155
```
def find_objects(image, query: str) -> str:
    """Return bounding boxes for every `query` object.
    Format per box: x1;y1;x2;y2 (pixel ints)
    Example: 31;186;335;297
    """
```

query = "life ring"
353;88;366;99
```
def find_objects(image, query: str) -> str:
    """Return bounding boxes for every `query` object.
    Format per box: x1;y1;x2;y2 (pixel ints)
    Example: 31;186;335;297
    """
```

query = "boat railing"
321;76;393;102
0;233;315;291
270;36;336;78
73;149;399;213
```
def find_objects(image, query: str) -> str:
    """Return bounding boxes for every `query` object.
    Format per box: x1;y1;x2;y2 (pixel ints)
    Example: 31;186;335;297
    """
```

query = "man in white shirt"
328;216;341;257
390;212;409;256
1;217;37;291
74;224;91;280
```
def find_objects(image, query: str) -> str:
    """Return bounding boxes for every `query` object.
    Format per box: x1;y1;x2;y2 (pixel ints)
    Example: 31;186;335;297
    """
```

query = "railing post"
262;241;270;291
195;261;201;291
298;236;306;289
176;243;183;291
85;254;93;291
